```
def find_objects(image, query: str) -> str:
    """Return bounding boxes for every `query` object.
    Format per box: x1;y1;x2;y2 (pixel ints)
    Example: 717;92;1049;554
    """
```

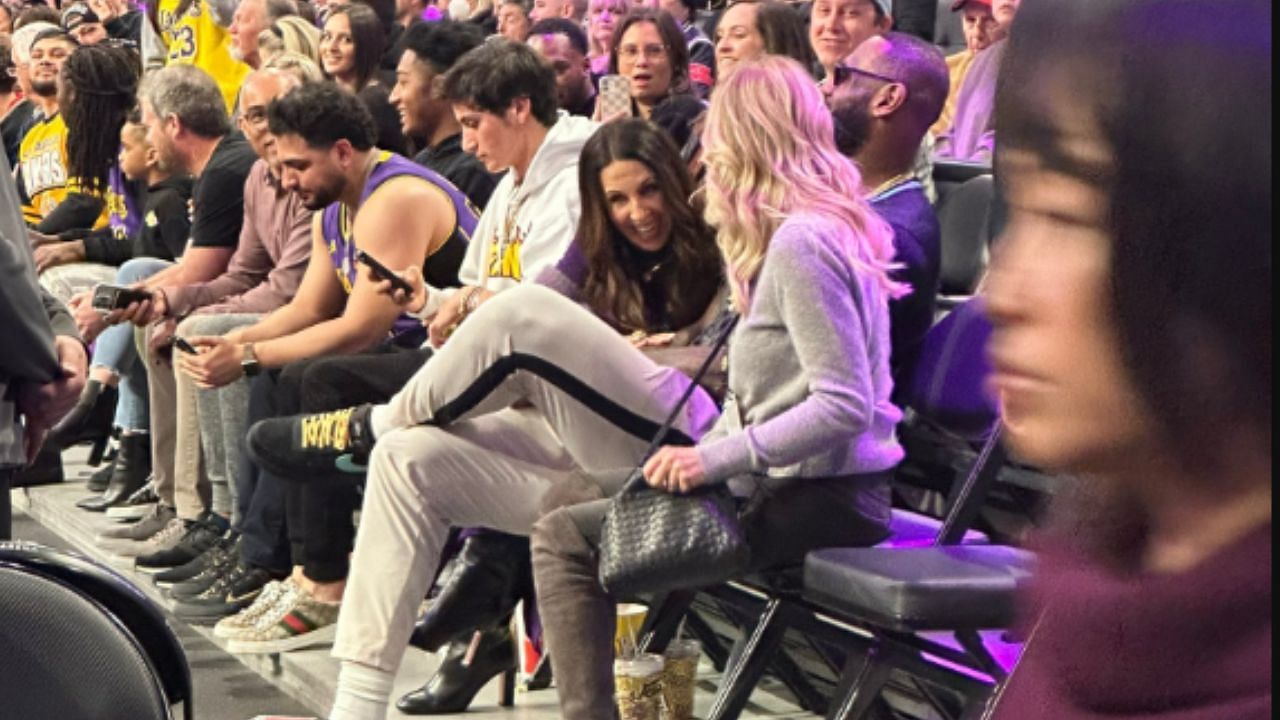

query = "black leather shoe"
409;531;531;652
396;623;517;715
136;511;230;573
46;379;117;457
155;533;238;588
78;433;151;512
106;478;159;520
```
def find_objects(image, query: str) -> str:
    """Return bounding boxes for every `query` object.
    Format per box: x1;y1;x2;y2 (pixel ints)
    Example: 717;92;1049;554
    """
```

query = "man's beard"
300;176;345;210
831;94;873;159
31;79;58;98
834;98;875;157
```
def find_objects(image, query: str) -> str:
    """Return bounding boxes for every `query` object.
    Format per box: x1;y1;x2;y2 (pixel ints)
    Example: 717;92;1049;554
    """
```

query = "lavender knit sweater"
696;213;904;490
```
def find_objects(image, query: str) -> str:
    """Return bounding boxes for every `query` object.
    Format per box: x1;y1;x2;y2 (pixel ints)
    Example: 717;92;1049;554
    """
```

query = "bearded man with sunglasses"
826;31;949;390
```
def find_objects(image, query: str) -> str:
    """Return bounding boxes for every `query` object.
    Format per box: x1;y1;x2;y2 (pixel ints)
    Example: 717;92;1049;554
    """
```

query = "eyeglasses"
617;43;668;61
241;106;270;126
832;62;899;88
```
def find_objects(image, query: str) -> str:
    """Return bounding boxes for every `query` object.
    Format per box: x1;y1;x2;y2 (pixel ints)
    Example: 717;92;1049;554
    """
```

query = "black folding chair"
0;542;194;720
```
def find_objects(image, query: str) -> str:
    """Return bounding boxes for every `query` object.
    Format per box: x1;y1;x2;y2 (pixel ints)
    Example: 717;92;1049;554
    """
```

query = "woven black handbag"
598;317;751;598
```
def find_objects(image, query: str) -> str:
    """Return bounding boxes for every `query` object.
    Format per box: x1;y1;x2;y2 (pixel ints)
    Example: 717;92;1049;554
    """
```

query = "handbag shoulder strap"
623;314;739;492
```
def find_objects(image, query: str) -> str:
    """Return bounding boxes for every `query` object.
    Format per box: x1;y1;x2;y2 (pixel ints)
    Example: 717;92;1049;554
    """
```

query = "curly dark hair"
267;80;377;150
576;118;722;334
63;43;140;196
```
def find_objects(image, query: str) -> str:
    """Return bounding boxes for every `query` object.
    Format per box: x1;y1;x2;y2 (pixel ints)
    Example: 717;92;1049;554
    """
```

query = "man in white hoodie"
413;37;598;340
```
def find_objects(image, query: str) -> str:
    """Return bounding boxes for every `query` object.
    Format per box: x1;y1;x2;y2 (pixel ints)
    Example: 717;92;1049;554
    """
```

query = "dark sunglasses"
831;62;900;88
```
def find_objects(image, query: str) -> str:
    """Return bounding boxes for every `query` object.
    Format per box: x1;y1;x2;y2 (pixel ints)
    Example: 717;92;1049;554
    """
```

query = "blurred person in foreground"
986;0;1271;717
1;150;87;539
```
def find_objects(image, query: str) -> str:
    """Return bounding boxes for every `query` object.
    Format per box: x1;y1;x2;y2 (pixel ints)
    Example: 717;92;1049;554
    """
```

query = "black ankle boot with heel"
77;433;151;512
397;532;531;714
396;622;519;715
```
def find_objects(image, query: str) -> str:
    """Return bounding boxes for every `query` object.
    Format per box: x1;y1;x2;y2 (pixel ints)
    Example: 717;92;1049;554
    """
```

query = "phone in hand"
356;250;414;297
172;336;199;355
598;74;632;119
91;283;152;312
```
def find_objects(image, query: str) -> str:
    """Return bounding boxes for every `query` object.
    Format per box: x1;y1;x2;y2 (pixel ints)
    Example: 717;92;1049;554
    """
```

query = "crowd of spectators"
0;0;1270;719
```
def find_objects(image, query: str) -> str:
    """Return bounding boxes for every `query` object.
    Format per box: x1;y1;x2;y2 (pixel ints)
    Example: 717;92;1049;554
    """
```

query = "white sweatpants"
332;285;721;672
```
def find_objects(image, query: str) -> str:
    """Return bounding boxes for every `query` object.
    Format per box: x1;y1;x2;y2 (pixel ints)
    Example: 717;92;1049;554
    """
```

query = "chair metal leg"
706;598;799;720
825;642;898;720
769;641;829;714
638;589;697;655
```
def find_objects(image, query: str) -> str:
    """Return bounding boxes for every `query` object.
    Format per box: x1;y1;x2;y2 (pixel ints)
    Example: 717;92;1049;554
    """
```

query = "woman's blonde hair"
263;51;325;85
258;15;323;67
701;55;906;311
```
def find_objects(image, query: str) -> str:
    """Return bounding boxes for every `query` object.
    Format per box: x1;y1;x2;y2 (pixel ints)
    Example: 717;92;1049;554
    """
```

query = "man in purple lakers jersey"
174;82;479;653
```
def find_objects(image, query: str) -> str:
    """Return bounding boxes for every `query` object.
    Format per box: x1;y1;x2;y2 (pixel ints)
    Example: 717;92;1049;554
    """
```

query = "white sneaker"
214;579;294;640
225;582;340;655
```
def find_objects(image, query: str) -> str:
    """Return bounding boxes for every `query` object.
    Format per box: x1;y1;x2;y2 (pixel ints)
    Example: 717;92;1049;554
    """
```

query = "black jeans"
238;345;433;582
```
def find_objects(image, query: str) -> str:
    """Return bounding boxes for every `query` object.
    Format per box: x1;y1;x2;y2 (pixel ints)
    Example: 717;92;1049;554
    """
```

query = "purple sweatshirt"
163;160;311;317
933;39;1006;164
994;522;1272;719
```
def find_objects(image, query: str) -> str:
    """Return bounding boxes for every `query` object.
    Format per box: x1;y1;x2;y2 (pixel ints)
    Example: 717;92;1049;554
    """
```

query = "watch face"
242;359;261;377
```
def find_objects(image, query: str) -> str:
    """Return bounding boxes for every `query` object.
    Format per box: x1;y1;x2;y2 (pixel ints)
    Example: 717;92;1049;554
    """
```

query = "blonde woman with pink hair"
244;54;906;720
530;53;908;717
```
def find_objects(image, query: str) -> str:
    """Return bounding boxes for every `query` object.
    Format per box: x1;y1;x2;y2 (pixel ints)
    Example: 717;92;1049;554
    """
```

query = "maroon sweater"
993;522;1271;719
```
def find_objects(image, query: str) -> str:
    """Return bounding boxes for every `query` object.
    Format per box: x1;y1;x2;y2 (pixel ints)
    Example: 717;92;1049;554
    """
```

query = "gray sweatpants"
149;313;259;522
188;314;261;523
331;285;722;673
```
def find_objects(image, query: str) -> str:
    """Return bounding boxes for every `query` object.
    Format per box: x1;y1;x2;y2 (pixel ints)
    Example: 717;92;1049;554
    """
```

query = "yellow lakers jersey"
18;113;108;229
156;0;250;114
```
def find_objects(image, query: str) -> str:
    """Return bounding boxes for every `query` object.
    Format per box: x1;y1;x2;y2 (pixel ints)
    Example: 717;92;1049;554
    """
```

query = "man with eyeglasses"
826;31;949;389
100;68;314;591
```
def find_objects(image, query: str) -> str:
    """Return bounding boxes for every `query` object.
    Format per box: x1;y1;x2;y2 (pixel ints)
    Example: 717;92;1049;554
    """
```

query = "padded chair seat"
803;545;1034;632
739;509;989;594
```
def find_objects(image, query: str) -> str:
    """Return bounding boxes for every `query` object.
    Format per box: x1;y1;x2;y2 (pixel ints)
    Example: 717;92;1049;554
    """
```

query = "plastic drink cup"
615;653;665;720
660;638;701;719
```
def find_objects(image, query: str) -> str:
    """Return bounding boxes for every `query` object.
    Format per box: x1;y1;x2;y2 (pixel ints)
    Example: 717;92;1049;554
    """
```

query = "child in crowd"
115;117;194;263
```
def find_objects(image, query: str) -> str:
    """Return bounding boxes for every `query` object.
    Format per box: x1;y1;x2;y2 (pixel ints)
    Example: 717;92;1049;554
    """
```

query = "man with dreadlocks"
28;42;145;303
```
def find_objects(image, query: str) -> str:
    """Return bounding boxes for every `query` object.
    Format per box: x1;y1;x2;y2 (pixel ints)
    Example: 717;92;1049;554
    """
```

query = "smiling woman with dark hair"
320;3;405;152
555;117;723;337
985;0;1271;716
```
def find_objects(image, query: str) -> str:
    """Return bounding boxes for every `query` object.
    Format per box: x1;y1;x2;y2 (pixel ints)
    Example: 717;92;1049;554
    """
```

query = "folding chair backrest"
903;296;997;442
0;542;193;720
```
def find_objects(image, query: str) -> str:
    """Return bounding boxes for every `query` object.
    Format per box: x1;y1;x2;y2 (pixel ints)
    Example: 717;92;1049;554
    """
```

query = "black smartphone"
172;336;199;355
356;250;414;296
90;283;152;312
